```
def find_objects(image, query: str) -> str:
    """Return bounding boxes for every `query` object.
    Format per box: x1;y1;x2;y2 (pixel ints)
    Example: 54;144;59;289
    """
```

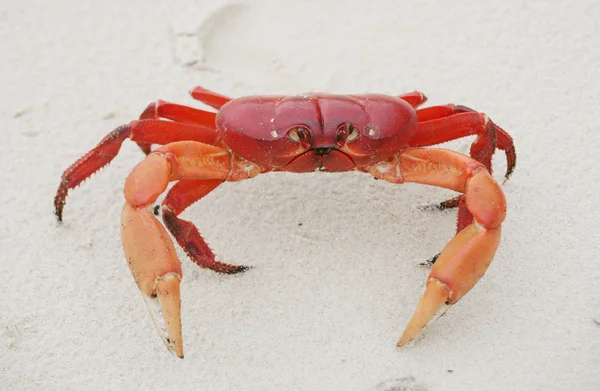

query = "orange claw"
119;141;233;358
383;148;507;346
121;203;184;358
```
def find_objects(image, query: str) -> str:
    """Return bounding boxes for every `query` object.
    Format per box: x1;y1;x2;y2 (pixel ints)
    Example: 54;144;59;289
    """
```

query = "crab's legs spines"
189;86;232;110
54;121;221;222
55;125;131;221
136;100;219;154
161;179;249;274
411;105;516;182
365;148;506;346
121;141;233;358
398;91;428;109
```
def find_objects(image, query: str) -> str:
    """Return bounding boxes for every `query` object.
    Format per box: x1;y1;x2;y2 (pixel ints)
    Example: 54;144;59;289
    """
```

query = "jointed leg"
161;179;248;274
190;86;232;110
411;105;516;181
398;91;428;109
364;148;506;346
139;100;218;126
136;100;219;154
55;118;220;221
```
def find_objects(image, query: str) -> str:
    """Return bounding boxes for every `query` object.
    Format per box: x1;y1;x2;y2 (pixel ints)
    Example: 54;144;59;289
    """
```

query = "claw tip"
398;279;450;347
396;336;411;347
168;341;184;359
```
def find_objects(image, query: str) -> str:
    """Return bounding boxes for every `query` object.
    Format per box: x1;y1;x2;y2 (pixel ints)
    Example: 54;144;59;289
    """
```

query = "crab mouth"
284;147;356;172
313;147;335;156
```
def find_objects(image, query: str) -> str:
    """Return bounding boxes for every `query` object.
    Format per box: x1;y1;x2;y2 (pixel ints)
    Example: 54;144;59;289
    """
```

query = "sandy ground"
2;0;599;390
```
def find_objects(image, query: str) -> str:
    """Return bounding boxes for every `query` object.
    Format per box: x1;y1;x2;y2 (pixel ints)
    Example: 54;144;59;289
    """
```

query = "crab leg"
189;86;232;110
136;100;219;154
397;91;428;109
55;119;220;221
139;100;218;126
161;179;248;274
364;148;506;346
411;105;516;181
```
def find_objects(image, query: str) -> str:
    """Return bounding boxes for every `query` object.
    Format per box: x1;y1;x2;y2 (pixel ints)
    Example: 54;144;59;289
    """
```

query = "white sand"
2;0;600;390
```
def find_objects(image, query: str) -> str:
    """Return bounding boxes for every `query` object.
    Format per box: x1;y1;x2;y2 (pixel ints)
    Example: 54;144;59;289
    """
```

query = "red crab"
55;86;515;358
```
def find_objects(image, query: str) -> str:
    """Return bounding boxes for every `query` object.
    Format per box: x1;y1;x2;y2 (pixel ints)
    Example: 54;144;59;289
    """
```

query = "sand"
2;0;599;390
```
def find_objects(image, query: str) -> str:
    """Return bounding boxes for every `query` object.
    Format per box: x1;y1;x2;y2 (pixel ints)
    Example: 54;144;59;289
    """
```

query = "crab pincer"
121;203;184;357
120;142;232;358
391;149;507;346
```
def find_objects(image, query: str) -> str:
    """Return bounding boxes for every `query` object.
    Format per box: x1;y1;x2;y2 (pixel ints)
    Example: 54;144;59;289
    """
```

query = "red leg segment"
189;86;232;110
55;125;129;221
398;91;428;109
140;100;217;125
411;105;516;181
136;100;219;154
161;180;248;274
54;120;220;221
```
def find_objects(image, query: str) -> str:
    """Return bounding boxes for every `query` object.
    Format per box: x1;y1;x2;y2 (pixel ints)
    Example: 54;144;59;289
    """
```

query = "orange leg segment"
121;141;232;358
364;148;506;346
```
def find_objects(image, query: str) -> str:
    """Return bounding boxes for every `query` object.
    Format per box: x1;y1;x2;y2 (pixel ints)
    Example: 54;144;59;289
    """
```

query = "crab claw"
121;203;184;358
398;223;502;347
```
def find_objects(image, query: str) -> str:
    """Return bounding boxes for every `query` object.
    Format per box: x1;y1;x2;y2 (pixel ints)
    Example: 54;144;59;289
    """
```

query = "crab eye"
288;127;310;142
337;123;359;142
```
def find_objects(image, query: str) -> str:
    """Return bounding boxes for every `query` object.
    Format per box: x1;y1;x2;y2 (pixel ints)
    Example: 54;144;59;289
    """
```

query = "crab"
55;86;515;358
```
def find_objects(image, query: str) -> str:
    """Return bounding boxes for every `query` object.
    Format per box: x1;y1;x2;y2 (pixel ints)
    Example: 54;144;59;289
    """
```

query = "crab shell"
216;94;416;172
